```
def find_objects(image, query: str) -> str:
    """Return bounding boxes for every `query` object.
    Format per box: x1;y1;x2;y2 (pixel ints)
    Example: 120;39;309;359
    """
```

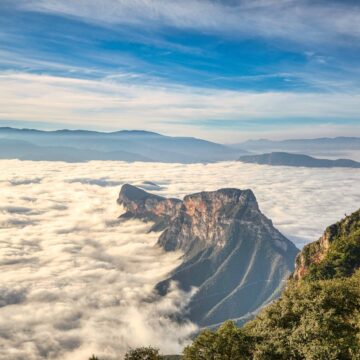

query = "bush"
124;346;162;360
183;320;252;359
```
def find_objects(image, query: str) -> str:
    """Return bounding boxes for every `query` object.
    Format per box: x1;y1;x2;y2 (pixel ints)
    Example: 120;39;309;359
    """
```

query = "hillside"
183;208;360;359
293;209;360;281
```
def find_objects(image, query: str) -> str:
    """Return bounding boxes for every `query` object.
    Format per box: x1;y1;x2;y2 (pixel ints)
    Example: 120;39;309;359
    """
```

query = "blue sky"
0;0;359;142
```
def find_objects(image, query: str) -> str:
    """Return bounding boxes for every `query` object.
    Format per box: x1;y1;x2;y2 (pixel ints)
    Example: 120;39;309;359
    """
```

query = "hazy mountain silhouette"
0;127;245;163
238;152;360;168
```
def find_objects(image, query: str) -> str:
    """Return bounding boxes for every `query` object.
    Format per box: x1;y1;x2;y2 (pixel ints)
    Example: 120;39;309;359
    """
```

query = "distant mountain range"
117;184;299;328
232;137;360;151
238;152;360;168
0;127;245;163
231;136;360;160
1;127;360;163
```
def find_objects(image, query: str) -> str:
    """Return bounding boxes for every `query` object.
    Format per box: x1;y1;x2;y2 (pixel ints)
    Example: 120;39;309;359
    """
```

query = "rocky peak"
117;184;299;327
117;183;181;230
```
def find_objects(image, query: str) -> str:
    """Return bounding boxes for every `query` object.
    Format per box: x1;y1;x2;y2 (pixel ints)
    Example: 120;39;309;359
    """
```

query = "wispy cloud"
17;0;360;46
0;71;359;140
1;1;360;139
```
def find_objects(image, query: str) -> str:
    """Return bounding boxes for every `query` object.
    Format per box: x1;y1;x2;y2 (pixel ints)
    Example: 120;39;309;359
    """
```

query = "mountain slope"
117;184;299;327
183;208;360;360
238;152;360;168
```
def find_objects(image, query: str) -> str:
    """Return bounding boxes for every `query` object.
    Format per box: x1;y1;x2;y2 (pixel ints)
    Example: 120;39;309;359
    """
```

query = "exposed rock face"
118;184;299;327
117;184;181;231
158;189;256;252
292;231;331;281
293;209;360;281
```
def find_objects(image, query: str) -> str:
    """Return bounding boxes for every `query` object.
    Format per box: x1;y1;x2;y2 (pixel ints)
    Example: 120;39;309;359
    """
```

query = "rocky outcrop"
292;230;332;281
118;184;299;327
293;209;360;281
117;184;181;231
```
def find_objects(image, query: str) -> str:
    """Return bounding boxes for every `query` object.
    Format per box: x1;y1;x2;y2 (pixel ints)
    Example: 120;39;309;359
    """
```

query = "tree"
245;271;360;359
183;320;252;360
124;346;162;360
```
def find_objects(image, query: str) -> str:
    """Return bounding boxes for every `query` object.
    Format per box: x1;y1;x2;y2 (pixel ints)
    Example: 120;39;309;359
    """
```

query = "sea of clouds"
0;160;359;359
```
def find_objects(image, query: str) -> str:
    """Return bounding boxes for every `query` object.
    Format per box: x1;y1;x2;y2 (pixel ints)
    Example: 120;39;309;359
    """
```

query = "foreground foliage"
124;346;162;360
88;347;180;360
183;321;252;359
302;209;360;281
183;270;360;360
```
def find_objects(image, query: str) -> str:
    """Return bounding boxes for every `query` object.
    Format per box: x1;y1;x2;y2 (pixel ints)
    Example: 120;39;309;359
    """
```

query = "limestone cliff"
118;184;299;327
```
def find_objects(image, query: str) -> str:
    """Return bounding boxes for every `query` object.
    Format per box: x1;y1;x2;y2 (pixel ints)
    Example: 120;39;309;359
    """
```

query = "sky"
1;159;359;359
0;0;359;142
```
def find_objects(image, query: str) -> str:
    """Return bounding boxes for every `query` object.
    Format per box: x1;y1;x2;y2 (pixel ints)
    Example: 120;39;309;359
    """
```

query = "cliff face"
293;209;360;281
118;184;299;327
158;188;257;252
292;230;332;281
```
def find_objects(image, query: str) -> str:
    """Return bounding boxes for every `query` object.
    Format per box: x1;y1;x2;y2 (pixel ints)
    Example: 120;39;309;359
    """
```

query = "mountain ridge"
238;151;360;168
0;127;244;163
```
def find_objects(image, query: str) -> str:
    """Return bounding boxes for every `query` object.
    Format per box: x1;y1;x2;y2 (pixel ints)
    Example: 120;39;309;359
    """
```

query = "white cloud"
0;72;360;141
0;159;359;358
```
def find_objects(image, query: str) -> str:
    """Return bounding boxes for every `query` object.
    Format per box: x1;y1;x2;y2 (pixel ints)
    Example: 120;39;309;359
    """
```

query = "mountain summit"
117;184;299;327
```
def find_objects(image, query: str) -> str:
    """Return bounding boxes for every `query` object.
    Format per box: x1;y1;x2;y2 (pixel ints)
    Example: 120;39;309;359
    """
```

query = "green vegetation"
124;346;161;359
88;347;179;360
183;321;252;359
183;271;360;359
304;209;360;281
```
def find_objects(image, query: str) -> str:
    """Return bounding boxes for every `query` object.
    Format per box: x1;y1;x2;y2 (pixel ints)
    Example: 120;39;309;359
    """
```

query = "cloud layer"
0;159;359;359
